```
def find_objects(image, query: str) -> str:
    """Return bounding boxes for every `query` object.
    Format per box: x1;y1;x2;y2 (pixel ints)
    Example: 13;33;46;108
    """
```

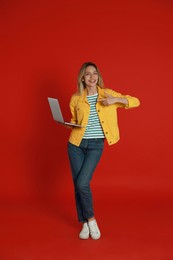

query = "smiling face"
77;62;104;94
83;65;99;89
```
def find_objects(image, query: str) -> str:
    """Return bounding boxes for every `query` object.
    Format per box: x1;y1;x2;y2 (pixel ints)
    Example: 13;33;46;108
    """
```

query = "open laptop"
48;97;84;127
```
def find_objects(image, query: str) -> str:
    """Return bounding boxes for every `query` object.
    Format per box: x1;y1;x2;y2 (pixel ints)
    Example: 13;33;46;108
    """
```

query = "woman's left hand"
98;93;117;106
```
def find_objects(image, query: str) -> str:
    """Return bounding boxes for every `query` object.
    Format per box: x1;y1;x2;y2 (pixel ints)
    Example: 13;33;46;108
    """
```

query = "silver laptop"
48;97;84;127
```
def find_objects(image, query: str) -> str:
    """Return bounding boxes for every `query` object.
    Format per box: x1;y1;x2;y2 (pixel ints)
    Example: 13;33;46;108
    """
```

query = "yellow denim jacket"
68;86;140;146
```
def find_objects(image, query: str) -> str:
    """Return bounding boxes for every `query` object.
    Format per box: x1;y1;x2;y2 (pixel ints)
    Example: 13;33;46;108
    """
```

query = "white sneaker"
88;219;101;240
79;222;89;239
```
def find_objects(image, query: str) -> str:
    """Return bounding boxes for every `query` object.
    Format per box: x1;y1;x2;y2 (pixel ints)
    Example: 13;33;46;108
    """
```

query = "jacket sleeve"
69;95;77;123
106;88;140;109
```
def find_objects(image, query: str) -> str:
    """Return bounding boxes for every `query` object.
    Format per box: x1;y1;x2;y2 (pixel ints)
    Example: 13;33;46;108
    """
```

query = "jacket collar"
79;86;105;103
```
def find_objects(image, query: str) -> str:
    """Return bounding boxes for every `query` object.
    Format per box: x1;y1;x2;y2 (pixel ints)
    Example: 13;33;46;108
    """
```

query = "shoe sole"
90;234;101;240
79;235;89;239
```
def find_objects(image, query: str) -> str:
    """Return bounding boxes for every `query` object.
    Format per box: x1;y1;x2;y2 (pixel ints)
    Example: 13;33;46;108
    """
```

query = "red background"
0;0;173;259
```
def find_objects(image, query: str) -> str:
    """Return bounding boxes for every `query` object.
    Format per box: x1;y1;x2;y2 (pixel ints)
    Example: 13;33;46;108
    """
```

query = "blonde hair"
77;62;104;94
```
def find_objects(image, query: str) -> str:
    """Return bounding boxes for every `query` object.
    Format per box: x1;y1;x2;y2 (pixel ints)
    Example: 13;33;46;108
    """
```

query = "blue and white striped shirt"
83;93;105;139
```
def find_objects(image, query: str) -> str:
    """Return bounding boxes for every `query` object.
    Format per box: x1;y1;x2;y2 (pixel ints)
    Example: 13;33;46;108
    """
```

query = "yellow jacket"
69;86;140;146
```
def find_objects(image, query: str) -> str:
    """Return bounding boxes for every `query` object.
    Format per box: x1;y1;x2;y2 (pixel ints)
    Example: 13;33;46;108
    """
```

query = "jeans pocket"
94;138;104;149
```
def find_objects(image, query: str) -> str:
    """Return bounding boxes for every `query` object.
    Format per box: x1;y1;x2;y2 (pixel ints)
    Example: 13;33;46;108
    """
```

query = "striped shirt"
83;93;105;139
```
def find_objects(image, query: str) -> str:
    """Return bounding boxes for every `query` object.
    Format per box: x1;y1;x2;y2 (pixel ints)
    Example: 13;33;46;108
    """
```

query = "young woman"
67;62;140;240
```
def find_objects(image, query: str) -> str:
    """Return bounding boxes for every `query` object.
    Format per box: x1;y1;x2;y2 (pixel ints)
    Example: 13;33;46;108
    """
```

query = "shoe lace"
90;222;99;234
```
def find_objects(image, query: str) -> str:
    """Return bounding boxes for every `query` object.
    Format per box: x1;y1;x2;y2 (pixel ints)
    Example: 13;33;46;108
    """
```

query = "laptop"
48;97;84;127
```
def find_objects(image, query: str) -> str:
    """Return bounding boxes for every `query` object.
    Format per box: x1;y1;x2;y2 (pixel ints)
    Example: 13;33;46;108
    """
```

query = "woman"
67;62;140;240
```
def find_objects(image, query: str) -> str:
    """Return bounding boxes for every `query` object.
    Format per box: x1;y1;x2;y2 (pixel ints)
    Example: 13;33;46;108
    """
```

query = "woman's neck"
86;86;98;96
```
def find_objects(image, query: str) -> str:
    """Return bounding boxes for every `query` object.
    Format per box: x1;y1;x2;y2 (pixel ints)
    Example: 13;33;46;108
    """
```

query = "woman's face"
83;65;98;88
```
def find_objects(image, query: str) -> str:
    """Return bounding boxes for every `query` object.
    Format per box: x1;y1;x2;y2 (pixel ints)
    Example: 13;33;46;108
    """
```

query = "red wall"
0;0;173;203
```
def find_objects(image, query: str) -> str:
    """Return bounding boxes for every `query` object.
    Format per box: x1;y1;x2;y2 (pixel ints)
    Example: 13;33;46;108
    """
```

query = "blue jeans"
67;138;104;222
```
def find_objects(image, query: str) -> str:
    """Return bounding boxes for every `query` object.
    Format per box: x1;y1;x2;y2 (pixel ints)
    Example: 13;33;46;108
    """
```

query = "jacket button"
98;110;100;112
102;121;104;123
106;132;108;134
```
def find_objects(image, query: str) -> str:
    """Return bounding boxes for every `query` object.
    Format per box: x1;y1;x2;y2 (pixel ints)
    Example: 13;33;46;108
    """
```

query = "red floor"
0;195;173;260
